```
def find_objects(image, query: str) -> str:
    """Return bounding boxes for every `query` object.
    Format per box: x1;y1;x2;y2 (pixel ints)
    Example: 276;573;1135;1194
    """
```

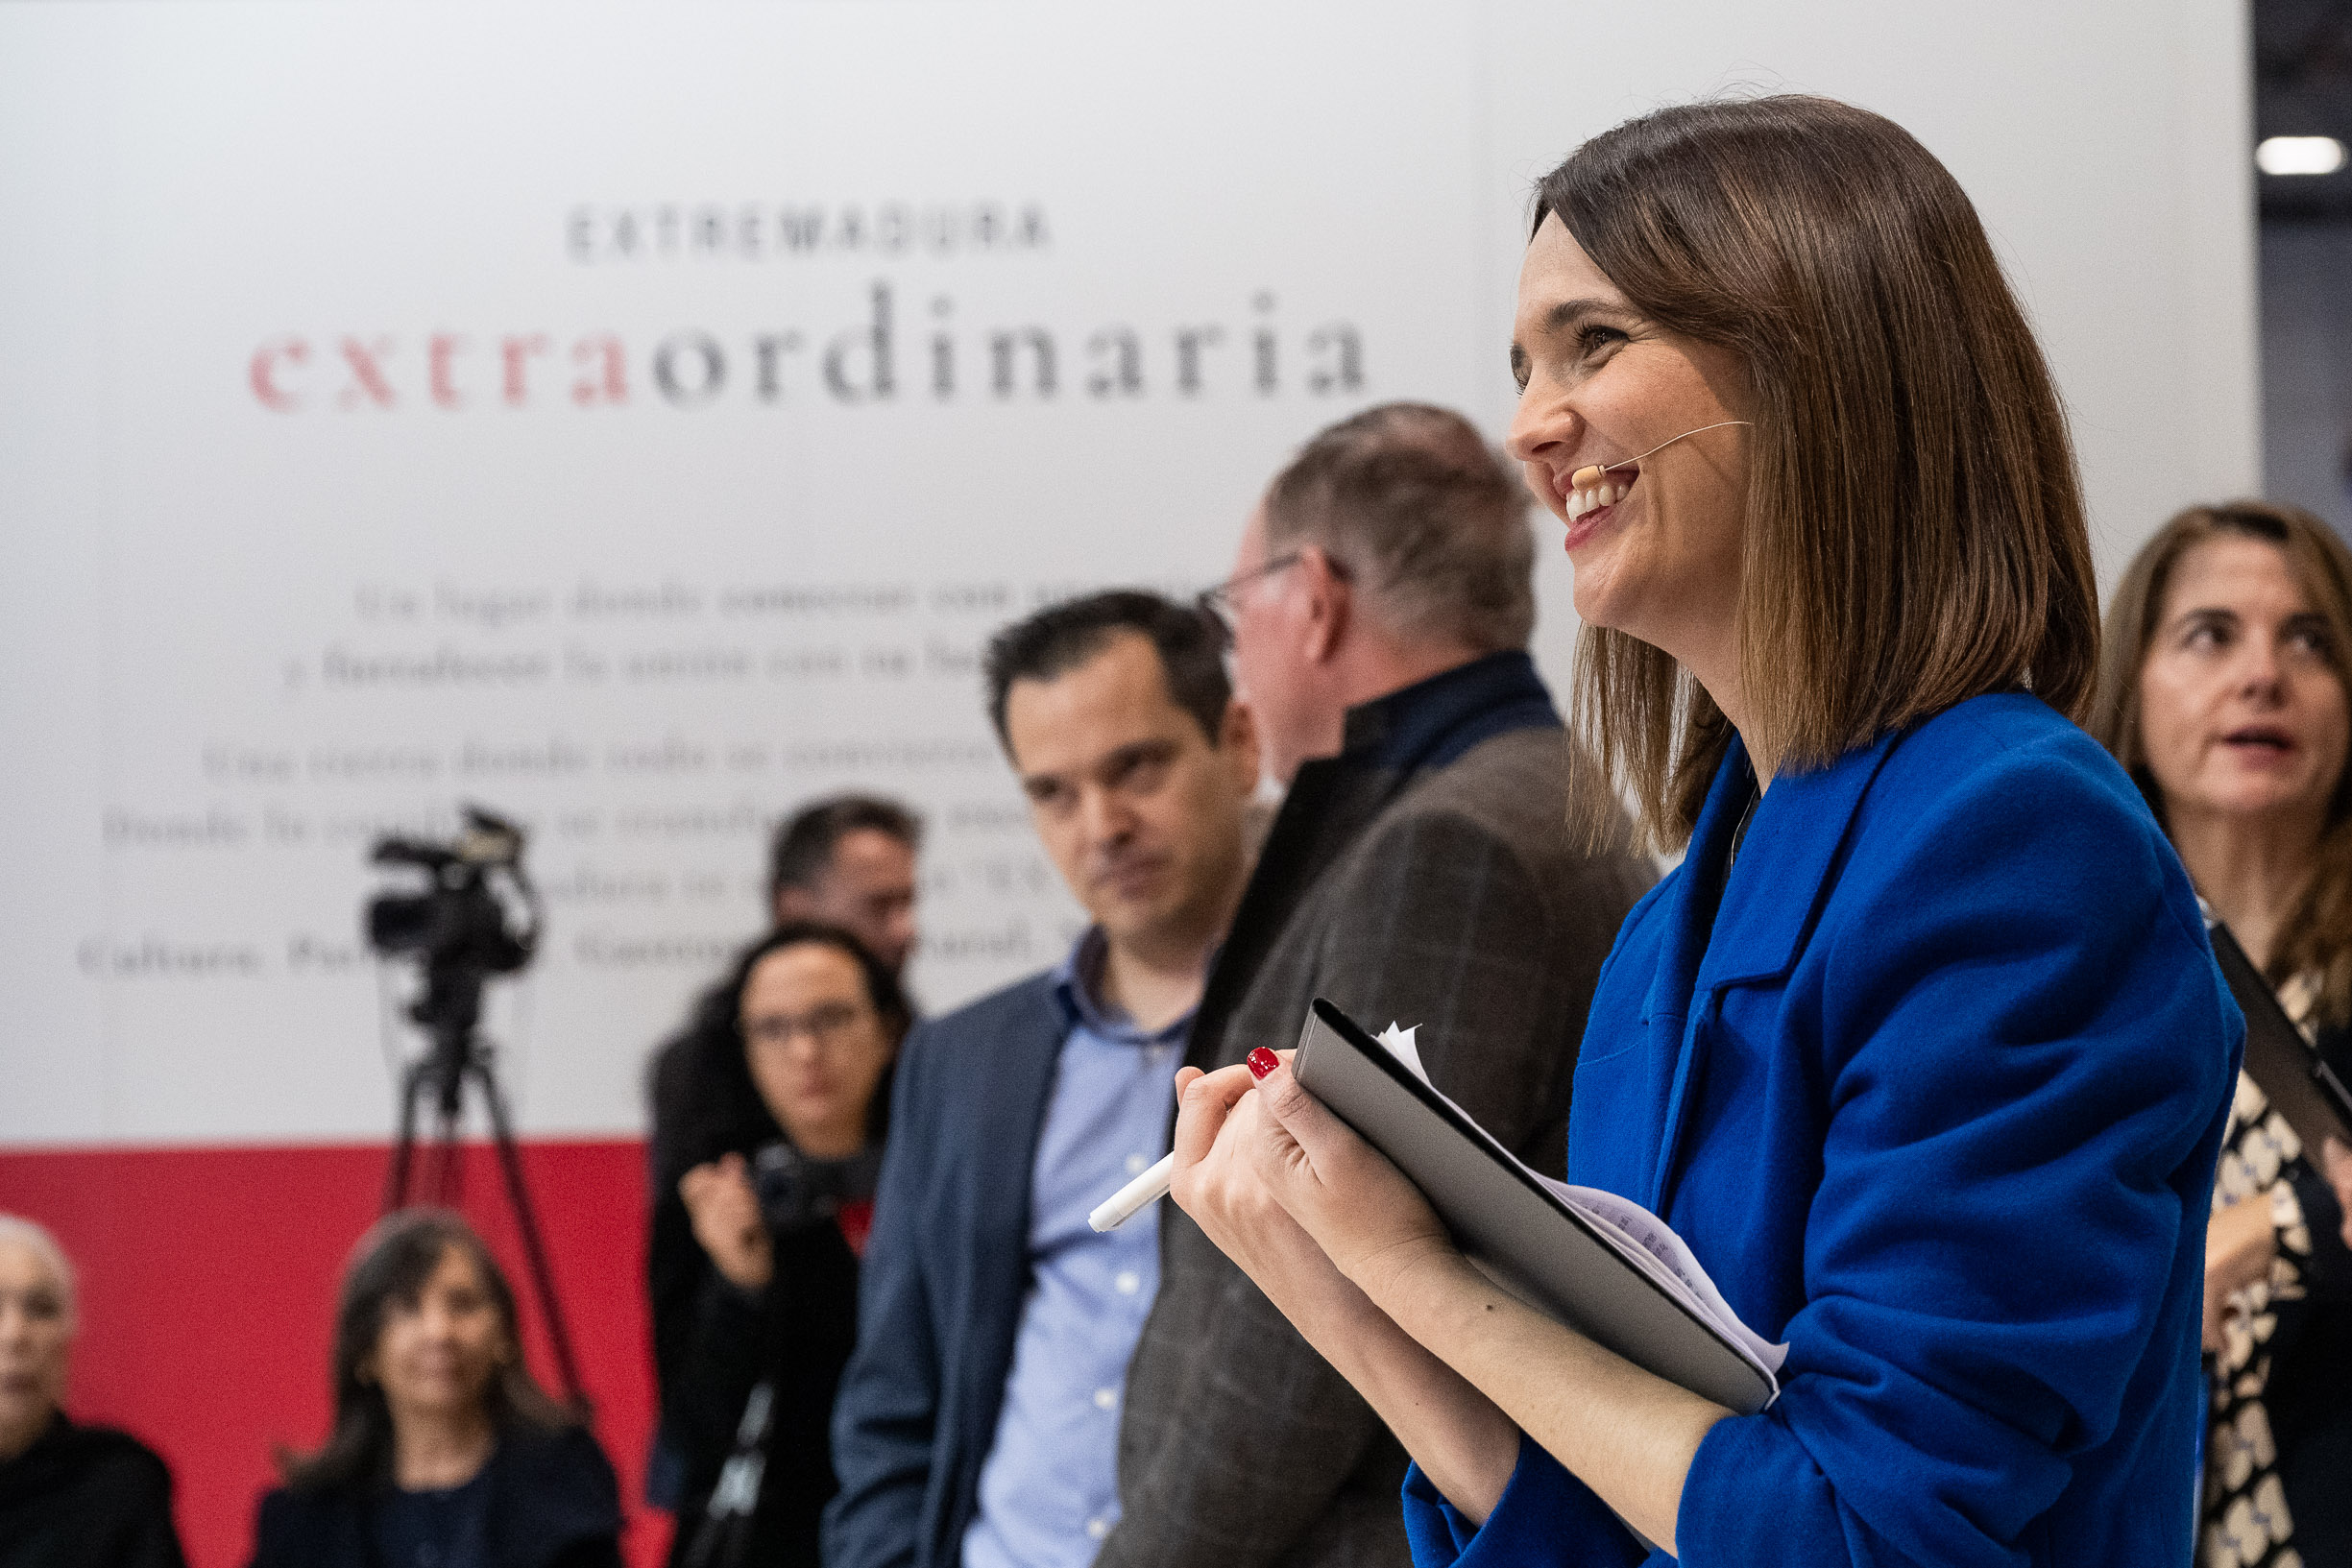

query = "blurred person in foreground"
2093;499;2352;1568
649;924;910;1568
249;1209;620;1568
769;796;924;981
1094;403;1655;1568
825;591;1261;1568
0;1215;186;1568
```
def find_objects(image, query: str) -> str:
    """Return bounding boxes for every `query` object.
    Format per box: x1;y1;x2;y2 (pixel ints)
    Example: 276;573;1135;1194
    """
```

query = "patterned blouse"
2201;976;2324;1568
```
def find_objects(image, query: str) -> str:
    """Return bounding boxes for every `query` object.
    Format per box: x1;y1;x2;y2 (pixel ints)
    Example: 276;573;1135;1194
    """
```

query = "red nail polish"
1247;1048;1279;1080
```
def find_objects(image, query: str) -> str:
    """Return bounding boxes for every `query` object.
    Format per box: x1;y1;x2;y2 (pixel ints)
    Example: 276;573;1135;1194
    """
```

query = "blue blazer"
825;973;1065;1568
1401;694;2242;1568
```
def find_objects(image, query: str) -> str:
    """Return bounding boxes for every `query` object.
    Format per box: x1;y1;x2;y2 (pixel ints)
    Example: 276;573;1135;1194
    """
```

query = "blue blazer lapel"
1633;749;1753;1210
1648;727;1913;1210
961;979;1069;1411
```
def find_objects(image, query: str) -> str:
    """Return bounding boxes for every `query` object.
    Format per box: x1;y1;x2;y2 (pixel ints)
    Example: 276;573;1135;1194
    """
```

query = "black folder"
2208;922;2352;1158
1291;998;1776;1414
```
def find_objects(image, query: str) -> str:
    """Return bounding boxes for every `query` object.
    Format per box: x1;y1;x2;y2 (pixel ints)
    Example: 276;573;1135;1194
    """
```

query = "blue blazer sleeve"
1408;729;2239;1568
824;1022;945;1568
1674;747;2233;1567
1402;1439;1646;1568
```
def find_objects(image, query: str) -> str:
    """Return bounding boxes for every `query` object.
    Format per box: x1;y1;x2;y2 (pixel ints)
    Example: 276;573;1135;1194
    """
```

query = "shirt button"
1125;1153;1149;1175
1086;1518;1110;1541
1093;1387;1118;1411
1115;1270;1141;1294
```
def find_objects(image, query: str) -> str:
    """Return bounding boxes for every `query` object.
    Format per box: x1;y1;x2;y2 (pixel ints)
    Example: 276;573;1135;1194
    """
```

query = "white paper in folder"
1367;1020;1786;1387
1364;1025;1778;1382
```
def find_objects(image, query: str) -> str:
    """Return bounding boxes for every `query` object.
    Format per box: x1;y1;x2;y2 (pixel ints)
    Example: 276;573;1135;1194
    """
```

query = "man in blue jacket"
825;590;1261;1568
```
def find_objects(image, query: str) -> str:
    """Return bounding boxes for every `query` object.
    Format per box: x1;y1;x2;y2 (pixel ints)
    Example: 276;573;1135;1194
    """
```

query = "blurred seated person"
248;1210;620;1568
769;796;923;981
648;924;910;1568
2093;499;2352;1567
0;1215;186;1568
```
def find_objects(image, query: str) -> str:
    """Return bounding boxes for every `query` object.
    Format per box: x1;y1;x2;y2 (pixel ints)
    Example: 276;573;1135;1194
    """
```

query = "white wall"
0;0;2258;1146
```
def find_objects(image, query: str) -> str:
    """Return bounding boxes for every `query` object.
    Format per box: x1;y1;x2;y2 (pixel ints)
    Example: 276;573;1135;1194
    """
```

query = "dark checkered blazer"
1099;697;1653;1568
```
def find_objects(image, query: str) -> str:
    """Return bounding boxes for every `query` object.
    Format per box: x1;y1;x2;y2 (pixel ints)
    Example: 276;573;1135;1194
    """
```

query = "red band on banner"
0;1140;668;1568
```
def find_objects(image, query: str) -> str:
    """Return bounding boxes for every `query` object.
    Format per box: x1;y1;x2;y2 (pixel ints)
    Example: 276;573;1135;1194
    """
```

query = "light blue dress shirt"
960;929;1189;1568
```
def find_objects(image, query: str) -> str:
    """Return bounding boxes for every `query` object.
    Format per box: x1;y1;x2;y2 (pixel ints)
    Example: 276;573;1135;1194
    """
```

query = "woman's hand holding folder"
1169;1049;1523;1524
1167;1048;1730;1546
1172;1049;1450;1299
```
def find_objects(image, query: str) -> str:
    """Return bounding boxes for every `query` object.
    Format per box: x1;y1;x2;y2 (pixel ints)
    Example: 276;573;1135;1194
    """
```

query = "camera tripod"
383;964;587;1411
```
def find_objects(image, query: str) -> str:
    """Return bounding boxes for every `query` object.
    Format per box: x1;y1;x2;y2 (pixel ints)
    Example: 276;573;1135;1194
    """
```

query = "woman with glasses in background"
647;923;910;1568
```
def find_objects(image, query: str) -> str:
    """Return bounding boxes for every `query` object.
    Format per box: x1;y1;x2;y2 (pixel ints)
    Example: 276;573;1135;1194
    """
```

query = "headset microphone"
1567;421;1752;492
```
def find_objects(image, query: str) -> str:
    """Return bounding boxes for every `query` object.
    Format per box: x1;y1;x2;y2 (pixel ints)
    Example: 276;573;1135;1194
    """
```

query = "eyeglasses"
1195;553;1304;625
742;1001;873;1050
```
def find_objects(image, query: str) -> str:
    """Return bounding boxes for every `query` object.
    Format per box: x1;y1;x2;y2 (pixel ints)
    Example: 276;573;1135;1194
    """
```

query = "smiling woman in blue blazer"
1163;95;2243;1568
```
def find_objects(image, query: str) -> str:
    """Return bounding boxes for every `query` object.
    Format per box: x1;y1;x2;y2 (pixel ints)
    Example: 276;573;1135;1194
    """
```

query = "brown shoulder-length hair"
278;1209;575;1494
1540;96;2097;848
2090;500;2352;1024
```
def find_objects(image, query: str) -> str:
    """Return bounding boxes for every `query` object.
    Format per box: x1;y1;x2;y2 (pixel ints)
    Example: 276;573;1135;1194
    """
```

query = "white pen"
1088;1046;1287;1231
1088;1152;1174;1232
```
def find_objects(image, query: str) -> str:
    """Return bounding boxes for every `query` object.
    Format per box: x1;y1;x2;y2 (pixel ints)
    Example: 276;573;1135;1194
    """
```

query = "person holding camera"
646;923;910;1568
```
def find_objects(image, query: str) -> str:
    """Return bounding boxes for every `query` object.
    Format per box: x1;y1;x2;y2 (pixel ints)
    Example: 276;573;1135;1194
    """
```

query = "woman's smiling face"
1506;214;1754;673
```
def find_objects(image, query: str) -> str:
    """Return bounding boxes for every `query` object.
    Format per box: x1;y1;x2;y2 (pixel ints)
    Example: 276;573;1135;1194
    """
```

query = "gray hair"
1263;402;1536;653
0;1214;76;1324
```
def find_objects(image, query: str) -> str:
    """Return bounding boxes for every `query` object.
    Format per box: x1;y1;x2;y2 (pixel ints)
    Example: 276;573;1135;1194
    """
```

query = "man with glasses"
1101;401;1655;1568
828;591;1262;1568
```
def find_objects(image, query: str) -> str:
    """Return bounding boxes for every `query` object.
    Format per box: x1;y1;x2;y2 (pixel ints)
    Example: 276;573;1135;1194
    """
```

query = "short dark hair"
1264;402;1535;653
767;795;922;905
984;590;1232;749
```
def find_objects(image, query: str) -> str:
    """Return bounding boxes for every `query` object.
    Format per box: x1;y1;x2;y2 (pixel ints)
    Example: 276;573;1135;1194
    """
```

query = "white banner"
0;0;2257;1146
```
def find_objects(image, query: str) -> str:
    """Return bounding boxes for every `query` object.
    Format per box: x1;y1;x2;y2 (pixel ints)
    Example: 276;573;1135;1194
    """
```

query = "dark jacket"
1103;652;1655;1568
650;1177;863;1568
0;1413;186;1568
247;1424;620;1568
823;973;1066;1568
2266;1020;2352;1565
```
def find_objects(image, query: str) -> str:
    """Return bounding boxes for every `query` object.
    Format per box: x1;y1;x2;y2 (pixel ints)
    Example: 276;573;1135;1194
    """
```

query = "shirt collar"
1050;927;1199;1046
1337;649;1563;775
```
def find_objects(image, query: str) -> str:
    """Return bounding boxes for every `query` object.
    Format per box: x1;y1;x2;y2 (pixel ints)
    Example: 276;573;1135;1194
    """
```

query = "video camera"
366;806;539;977
365;805;541;1043
362;803;584;1409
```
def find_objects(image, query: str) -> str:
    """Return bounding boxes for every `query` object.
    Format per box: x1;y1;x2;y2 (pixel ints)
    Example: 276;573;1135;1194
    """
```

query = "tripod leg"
471;1058;588;1411
435;1104;464;1207
435;1062;467;1207
384;1058;428;1214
